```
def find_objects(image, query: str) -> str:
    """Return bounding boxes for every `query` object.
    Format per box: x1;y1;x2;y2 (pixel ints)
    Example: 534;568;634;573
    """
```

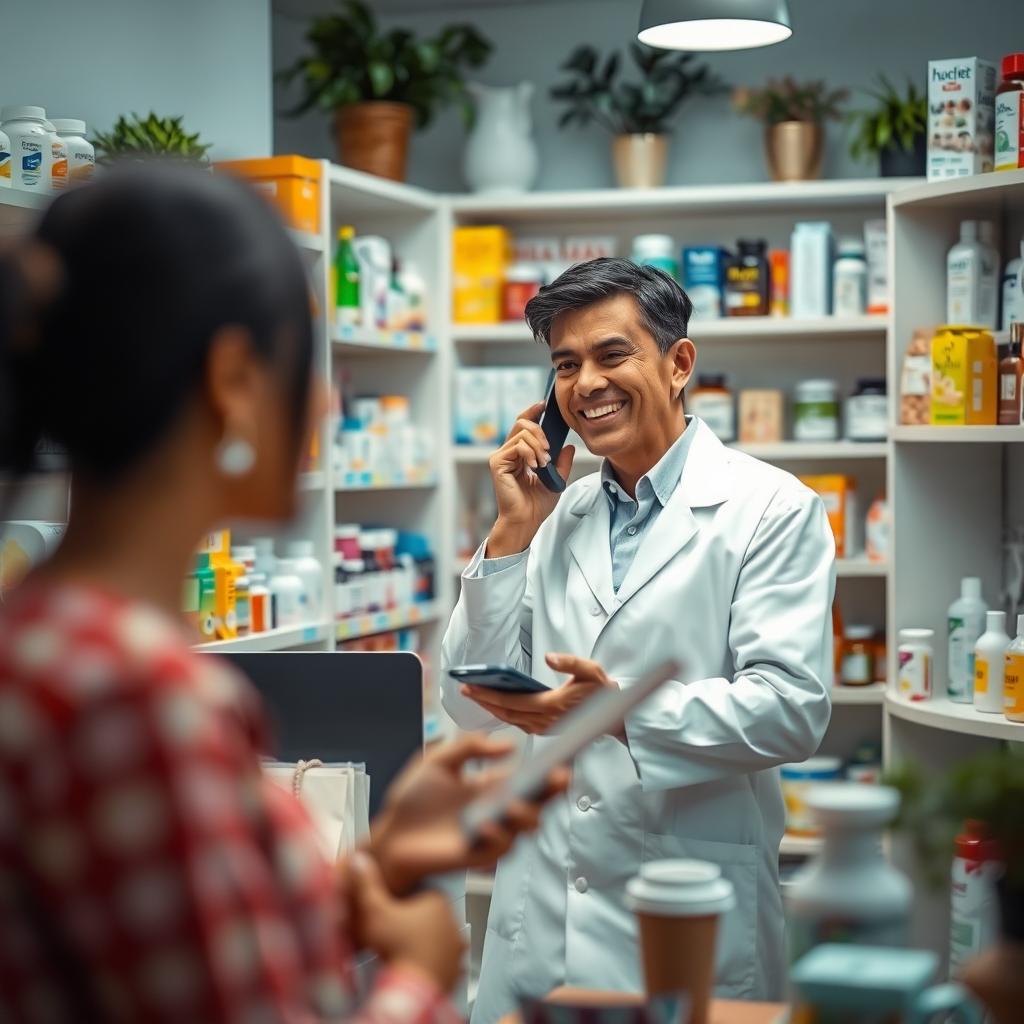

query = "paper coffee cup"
626;860;734;1024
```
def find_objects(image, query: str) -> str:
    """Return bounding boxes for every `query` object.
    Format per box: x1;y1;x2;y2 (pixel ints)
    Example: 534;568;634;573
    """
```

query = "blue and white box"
682;246;726;321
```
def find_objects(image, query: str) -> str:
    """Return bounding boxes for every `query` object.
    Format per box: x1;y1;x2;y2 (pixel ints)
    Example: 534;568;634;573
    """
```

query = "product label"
995;91;1023;171
794;402;840;441
0;148;9;181
900;647;932;701
1002;373;1020;401
975;656;989;694
1005;653;1024;715
949;616;976;699
901;354;931;397
950;855;1001;975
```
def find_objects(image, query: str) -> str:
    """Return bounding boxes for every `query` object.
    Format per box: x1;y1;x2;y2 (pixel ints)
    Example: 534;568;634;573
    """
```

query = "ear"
668;338;696;400
204;326;261;444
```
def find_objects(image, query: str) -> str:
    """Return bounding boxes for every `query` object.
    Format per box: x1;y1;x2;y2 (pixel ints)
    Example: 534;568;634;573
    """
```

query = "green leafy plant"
277;0;491;129
92;112;212;164
848;75;927;159
733;77;849;125
550;43;727;136
886;749;1024;889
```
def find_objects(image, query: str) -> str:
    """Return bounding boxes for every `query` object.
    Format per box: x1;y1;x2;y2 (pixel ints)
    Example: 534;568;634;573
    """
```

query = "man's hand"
461;653;622;737
367;734;569;896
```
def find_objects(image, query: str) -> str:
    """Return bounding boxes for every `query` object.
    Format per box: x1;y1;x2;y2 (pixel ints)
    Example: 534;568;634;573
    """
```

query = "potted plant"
849;75;928;178
550;43;726;189
278;0;491;183
887;749;1024;1024
734;77;848;182
92;112;212;164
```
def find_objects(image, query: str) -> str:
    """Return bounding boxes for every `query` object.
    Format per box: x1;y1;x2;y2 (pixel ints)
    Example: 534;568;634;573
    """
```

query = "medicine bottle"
995;53;1024;171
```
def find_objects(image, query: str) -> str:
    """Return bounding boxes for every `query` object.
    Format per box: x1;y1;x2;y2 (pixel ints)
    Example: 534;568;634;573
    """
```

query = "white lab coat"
441;420;835;1024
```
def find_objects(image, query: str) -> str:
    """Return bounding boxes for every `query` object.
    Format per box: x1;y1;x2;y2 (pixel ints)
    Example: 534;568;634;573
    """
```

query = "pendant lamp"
637;0;792;51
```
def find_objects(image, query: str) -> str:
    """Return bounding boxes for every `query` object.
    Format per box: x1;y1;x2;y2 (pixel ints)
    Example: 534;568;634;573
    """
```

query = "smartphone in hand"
535;370;570;493
448;664;551;694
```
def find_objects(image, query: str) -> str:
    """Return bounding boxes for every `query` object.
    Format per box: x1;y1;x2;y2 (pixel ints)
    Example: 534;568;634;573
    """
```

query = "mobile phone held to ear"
448;664;551;694
536;370;570;493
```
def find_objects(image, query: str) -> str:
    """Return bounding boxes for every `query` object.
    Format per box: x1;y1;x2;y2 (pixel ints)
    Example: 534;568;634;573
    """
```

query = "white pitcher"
463;81;538;195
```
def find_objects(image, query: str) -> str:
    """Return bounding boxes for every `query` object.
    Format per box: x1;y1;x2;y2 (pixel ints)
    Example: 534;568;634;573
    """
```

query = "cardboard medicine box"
453;226;511;324
927;57;998;180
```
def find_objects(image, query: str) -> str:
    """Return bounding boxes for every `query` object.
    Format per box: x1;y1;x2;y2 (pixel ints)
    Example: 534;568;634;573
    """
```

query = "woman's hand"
368;734;569;896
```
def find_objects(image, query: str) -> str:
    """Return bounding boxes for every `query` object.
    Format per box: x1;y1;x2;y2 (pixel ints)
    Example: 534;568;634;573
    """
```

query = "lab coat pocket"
641;832;758;998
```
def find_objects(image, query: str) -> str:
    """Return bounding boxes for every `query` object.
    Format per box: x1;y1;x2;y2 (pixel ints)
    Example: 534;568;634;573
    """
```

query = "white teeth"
582;402;624;420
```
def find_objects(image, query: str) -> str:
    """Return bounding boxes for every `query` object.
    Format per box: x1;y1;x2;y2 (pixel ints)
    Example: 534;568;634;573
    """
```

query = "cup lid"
626;859;734;916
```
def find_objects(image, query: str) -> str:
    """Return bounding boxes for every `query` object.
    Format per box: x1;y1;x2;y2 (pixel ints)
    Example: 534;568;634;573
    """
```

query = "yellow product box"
213;560;239;640
199;529;232;564
215;155;321;234
799;474;858;559
930;325;997;425
1005;649;1024;719
453;226;510;324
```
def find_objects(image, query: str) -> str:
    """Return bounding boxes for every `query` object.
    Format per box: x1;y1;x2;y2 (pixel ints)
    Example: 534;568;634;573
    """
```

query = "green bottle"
334;225;361;327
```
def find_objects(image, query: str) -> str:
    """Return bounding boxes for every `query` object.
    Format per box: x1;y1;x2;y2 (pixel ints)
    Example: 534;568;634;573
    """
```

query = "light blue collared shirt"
478;418;696;592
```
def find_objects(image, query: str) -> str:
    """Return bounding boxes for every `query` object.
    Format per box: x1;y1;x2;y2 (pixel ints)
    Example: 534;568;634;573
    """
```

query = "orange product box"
739;389;784;443
453;225;511;324
215;155;321;234
799;474;859;559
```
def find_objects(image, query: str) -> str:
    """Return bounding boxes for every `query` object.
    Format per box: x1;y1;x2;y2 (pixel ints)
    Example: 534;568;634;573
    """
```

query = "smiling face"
547;293;695;483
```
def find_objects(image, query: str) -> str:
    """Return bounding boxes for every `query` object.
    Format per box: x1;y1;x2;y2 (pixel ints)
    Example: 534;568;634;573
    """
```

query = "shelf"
287;229;324;253
833;682;887;705
448;177;919;222
732;441;888;460
890;167;1024;210
332;327;436;354
195;622;329;653
335;472;437;492
780;834;824;857
336;601;440;641
835;557;888;578
885;692;1024;742
452;315;887;344
299;471;325;491
330;164;437;215
892;425;1024;443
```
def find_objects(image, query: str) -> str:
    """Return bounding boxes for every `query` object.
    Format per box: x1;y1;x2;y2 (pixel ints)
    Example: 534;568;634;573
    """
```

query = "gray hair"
524;257;693;355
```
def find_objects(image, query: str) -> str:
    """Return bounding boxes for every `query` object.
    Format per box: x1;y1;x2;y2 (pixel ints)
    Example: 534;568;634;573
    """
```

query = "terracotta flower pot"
334;102;414;182
612;134;669;189
764;121;823;182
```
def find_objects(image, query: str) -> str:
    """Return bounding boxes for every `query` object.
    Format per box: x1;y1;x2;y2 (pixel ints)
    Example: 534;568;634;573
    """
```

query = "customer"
0;164;560;1022
442;258;835;1022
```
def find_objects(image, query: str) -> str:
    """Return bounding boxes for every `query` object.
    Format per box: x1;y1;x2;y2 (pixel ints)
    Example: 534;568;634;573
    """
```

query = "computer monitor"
223;651;423;818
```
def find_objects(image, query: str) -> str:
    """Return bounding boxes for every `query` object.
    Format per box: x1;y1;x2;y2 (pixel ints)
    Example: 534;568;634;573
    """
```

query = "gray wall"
273;0;1020;192
3;0;272;160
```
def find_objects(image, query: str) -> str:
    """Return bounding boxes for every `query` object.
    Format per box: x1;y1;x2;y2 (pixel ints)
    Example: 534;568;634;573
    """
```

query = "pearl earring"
216;436;256;477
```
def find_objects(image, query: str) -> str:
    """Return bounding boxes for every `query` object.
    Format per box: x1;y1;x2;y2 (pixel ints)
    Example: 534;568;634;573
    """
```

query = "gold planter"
612;133;668;188
764;121;823;182
335;102;414;182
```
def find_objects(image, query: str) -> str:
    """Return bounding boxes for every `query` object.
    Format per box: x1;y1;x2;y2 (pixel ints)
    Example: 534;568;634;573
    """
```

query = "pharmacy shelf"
889;167;1024;210
780;834;824;857
288;229;324;253
452;315;887;345
449;177;920;222
892;425;1024;443
336;601;440;642
335;472;437;492
329;163;437;216
732;441;889;460
886;692;1024;743
832;683;887;705
835;557;888;578
299;471;325;491
332;327;436;354
195;622;330;654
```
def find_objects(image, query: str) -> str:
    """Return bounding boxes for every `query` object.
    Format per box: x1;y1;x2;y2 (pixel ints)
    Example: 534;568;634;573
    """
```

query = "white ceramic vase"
463;81;538;195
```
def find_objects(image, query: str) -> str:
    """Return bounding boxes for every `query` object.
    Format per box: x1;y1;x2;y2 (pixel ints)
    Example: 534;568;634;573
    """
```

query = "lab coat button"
590;606;602;616
576;795;592;812
627;526;637;536
574;876;588;893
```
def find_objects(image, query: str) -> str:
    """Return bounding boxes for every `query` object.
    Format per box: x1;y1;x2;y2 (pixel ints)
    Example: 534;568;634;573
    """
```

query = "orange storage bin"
215;155;321;234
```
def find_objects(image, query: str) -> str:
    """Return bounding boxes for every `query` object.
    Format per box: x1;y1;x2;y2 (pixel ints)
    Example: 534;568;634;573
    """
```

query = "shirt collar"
601;416;695;510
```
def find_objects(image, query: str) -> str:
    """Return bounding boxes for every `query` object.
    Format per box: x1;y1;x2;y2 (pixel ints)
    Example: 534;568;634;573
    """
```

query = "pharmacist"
441;258;835;1022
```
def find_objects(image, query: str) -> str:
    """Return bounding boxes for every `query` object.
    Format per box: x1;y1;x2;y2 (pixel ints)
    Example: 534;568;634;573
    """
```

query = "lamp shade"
638;0;792;51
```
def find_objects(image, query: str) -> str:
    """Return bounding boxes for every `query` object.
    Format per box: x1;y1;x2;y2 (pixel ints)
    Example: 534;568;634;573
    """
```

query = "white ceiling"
273;0;585;16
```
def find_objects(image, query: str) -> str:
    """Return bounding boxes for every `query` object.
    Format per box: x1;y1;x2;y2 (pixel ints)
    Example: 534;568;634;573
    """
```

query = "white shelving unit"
833;683;887;705
195;622;331;654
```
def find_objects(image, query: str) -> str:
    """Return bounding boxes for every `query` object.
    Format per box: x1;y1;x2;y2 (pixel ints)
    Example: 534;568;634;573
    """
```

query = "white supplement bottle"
1003;240;1024;331
949;820;1002;977
50;119;95;185
269;559;305;628
974;610;1011;713
832;239;868;317
947;220;998;328
285;539;323;621
897;628;934;702
1;106;51;192
947;577;987;703
1004;614;1024;722
43;121;68;193
0;124;11;189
